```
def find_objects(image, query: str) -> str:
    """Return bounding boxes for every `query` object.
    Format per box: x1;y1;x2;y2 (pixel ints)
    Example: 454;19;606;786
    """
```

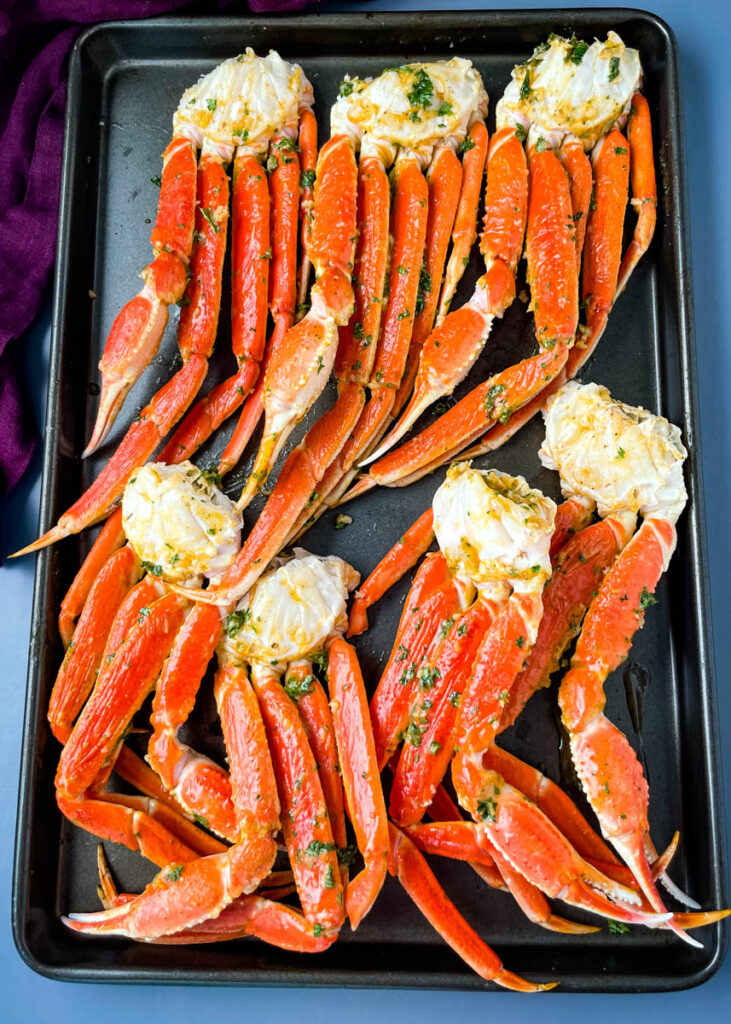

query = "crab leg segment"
49;545;142;743
567;129;629;377
559;137;593;270
328;637;389;929
147;603;236;841
287;661;347;854
437;121;489;320
252;666;344;933
297;107;318;315
365;343;568;489
84;137;197;456
237;134;357;509
348;507;435;637
617;94;656;297
230;151;270;371
388;824;554;992
58;509;126;648
558;517;697;943
64;662;279;940
394;146;463;413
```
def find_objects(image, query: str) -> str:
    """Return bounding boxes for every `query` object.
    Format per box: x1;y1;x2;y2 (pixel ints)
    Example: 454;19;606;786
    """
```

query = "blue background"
1;1;729;1020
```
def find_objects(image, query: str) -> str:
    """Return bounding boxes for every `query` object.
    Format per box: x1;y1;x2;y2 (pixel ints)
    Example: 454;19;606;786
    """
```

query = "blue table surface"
2;1;729;1020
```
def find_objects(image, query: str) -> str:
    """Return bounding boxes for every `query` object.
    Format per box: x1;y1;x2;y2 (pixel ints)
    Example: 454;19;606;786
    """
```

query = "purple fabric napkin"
0;0;314;500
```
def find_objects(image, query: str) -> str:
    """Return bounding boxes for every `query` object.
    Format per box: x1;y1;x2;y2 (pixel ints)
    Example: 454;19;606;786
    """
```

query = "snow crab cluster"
12;34;729;989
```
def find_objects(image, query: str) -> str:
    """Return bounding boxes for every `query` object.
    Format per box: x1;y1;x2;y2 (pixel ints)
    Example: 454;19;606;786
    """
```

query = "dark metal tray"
12;9;729;992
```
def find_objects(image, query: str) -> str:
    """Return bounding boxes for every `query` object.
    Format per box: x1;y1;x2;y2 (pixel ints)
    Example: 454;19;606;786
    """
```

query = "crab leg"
363;126;526;465
235;134;357;509
617;94;656;297
252;666;345;933
420;821;599;935
276;153;392;542
327;637;389;929
296;107;318;316
388;824;555;992
147;603;236;841
567;129;629;377
14;155;230;558
58;509;126;647
55;591;191;857
348;507;435;637
437;121;489;320
84;137;197;456
451;754;671;929
286;661;347;856
215;129;303;474
359;343;568;492
558;516;699;944
153;894;337;950
559;137;593;270
49;546;142;743
394;145;463;414
64;661;279;940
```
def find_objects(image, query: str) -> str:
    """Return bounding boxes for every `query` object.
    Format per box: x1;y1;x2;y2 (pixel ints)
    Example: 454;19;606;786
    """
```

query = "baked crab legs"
175;59;489;610
52;462;389;947
14;50;315;558
351;31;657;494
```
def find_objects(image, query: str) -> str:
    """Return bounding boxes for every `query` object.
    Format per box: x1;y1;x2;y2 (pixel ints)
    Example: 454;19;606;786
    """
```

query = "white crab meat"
122;462;242;584
433;462;556;593
331;59;487;166
223;550;360;667
174;49;313;154
540;381;688;522
496;31;641;149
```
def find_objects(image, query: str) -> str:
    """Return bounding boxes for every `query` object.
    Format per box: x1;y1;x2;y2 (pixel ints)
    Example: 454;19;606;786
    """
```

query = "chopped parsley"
199;207;219;233
225;608;251;637
285;673;316;702
407;68;434;110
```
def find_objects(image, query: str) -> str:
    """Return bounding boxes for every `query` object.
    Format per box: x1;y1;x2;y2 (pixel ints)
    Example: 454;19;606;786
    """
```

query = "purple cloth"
0;0;314;498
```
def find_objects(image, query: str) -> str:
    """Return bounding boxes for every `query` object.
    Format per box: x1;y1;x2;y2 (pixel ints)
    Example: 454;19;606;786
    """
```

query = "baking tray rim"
11;7;729;991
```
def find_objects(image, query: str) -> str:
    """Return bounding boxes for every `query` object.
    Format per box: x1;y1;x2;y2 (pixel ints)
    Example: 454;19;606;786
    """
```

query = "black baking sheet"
11;9;729;992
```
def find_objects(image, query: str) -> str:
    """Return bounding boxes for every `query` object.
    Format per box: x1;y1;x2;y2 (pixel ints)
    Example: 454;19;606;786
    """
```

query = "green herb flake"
285;673;316;702
141;560;163;577
639;587;657;610
225;608;251;637
608;56;621;82
476;797;498;823
200;207;219;233
407;68;434;110
334;513;352;530
608;919;631;934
